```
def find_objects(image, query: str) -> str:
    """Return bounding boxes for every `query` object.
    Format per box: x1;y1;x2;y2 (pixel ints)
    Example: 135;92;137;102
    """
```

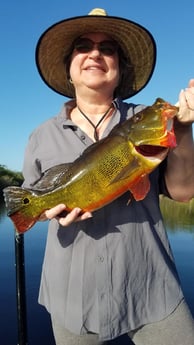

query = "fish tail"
3;186;37;233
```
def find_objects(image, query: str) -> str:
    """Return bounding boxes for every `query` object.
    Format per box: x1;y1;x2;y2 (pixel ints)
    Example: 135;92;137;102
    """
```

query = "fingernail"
86;212;93;218
75;207;82;214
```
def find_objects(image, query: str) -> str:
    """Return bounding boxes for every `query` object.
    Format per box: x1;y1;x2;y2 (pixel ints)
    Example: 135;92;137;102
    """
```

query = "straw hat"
35;8;156;99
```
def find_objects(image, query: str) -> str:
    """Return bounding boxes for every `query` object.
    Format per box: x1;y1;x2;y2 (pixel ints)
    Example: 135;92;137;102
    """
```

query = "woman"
23;8;194;345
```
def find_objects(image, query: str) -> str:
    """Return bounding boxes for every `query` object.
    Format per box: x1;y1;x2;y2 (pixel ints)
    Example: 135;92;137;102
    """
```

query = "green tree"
0;165;24;197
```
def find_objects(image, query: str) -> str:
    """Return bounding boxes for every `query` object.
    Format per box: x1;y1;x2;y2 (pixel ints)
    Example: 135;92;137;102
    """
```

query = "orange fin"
129;175;150;201
3;186;38;233
10;212;38;234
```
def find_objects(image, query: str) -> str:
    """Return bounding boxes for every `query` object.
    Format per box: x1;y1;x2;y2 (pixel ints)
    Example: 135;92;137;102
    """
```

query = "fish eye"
133;113;143;123
23;198;30;204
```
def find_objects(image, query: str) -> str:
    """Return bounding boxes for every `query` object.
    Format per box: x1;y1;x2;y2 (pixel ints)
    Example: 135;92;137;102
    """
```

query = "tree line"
0;165;24;198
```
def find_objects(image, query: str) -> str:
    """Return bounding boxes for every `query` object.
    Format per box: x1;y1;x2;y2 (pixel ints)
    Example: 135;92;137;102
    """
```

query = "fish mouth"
135;145;169;160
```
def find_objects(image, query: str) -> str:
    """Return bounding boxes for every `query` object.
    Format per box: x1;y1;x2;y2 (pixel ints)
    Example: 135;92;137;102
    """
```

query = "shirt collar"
57;98;121;129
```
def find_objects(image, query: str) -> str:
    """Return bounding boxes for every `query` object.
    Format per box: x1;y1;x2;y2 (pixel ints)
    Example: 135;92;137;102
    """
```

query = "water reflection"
0;199;55;345
0;197;6;220
160;195;194;231
0;197;194;345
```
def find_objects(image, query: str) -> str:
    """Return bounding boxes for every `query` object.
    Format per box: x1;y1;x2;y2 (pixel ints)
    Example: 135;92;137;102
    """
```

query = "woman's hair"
63;39;135;99
114;46;135;98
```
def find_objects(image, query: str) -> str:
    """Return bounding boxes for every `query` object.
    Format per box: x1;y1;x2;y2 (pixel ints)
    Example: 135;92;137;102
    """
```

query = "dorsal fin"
32;163;73;192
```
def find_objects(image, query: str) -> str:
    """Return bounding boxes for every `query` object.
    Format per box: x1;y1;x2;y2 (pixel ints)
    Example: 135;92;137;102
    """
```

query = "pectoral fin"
129;175;150;201
109;158;140;185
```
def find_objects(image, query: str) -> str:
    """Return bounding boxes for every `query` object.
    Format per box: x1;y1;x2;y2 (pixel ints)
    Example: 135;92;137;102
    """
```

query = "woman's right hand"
44;204;92;227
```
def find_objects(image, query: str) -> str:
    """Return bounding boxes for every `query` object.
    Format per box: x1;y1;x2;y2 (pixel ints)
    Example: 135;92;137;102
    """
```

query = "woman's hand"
176;79;194;123
44;204;92;227
165;78;194;201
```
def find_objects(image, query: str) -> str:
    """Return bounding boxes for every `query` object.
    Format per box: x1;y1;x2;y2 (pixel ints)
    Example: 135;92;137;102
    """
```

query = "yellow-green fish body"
3;98;178;233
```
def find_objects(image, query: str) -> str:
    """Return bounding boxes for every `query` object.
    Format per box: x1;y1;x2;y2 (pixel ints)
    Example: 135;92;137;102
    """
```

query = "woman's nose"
88;44;102;57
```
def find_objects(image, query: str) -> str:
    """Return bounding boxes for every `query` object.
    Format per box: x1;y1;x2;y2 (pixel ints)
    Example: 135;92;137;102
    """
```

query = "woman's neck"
75;90;114;118
69;94;115;141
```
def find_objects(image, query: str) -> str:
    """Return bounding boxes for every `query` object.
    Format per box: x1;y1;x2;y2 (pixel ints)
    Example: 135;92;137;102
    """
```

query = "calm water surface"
0;199;194;345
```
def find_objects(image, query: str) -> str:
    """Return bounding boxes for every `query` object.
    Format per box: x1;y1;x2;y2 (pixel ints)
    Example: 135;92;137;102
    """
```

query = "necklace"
77;104;113;141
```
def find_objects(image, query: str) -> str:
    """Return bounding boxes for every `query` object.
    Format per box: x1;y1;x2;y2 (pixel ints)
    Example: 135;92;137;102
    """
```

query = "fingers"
188;78;194;88
184;87;194;111
75;211;93;222
45;204;67;219
183;79;194;111
57;207;92;227
45;204;92;227
176;81;194;123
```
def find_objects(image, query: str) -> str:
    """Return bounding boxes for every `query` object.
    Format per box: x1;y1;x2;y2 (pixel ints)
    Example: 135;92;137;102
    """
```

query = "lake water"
0;199;194;345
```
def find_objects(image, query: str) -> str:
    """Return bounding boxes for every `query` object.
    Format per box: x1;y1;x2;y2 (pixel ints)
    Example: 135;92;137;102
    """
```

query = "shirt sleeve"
158;158;172;198
22;130;42;188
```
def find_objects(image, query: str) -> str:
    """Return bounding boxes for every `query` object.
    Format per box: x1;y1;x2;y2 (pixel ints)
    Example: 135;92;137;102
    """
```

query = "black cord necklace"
77;104;113;141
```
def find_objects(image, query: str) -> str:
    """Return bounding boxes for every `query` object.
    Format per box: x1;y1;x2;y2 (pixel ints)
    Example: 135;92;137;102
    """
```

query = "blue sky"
1;0;194;171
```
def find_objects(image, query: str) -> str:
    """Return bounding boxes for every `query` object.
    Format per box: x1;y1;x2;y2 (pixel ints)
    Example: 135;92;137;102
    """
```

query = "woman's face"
69;32;120;97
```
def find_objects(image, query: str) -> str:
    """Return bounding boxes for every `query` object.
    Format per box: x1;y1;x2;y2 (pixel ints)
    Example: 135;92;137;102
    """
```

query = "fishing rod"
15;231;28;345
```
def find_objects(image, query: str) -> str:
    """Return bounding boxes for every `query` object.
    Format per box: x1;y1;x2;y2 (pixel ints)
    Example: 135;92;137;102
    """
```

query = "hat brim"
35;14;156;99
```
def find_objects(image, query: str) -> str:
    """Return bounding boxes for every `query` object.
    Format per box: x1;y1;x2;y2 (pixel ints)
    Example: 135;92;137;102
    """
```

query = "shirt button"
98;256;104;262
81;135;85;140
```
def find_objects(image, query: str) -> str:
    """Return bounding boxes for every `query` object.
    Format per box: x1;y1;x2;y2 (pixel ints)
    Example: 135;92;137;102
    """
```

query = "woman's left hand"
176;79;194;123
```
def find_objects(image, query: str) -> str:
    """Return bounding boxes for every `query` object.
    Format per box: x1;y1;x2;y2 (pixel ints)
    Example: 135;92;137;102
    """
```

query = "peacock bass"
3;98;178;233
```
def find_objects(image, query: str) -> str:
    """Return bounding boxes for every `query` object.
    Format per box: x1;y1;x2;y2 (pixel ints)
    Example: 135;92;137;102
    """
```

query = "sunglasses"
73;38;119;56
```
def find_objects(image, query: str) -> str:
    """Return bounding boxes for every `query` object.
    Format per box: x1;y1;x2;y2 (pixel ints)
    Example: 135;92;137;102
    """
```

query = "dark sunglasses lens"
74;39;93;53
74;38;118;56
99;41;118;56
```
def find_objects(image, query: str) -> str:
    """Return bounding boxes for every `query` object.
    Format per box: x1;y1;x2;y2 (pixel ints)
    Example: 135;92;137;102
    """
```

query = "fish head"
128;98;178;147
124;98;178;168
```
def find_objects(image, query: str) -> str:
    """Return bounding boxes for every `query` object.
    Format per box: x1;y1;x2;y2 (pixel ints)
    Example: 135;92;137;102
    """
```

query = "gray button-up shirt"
22;98;183;341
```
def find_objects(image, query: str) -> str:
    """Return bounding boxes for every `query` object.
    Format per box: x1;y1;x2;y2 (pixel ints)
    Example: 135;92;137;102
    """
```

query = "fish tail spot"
3;186;33;215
